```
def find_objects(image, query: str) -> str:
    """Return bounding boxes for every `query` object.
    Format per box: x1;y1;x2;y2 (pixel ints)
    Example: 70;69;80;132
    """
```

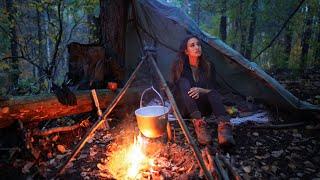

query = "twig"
252;121;304;129
32;119;89;136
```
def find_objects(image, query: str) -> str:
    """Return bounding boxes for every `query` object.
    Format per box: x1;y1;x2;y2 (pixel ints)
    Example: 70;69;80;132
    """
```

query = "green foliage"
169;0;320;72
0;0;100;95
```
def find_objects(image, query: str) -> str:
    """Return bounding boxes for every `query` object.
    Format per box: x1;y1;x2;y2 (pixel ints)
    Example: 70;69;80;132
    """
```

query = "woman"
171;36;235;147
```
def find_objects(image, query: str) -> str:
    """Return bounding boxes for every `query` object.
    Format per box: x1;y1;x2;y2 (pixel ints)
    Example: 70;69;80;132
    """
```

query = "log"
0;88;141;128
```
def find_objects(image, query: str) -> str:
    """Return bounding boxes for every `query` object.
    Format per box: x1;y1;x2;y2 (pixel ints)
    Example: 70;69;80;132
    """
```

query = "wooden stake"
148;55;214;180
91;89;110;129
56;57;146;176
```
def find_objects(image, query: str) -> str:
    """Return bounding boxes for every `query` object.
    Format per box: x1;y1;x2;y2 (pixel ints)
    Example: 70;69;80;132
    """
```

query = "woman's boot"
217;121;235;147
193;118;212;145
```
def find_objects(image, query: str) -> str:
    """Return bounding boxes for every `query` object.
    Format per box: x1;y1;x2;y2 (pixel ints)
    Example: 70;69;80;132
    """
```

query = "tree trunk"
99;0;129;67
244;0;258;59
239;0;246;55
0;88;140;128
219;0;227;41
314;6;320;66
6;0;19;91
300;4;313;72
196;1;201;26
36;1;45;91
284;25;292;65
44;7;51;92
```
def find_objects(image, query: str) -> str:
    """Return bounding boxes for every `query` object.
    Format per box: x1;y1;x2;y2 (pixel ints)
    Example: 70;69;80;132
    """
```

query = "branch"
253;0;306;59
0;24;12;38
32;119;90;136
49;0;64;80
65;15;85;43
252;121;305;129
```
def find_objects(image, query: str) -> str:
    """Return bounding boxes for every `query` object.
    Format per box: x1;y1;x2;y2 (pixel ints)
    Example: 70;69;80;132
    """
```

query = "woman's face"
185;37;202;59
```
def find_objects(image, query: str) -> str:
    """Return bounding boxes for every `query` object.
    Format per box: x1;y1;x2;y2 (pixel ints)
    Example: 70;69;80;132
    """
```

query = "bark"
300;4;313;71
244;0;258;59
219;0;227;41
99;0;129;67
6;0;19;90
0;88;140;128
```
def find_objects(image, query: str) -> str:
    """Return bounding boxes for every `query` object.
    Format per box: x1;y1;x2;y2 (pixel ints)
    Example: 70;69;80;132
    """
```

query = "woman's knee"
207;89;222;98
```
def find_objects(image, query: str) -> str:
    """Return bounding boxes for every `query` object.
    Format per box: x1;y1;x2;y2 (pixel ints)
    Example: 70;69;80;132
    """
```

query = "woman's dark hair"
171;35;211;83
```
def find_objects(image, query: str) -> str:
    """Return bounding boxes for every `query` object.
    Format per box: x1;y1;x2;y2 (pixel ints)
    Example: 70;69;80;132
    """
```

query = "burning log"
0;88;140;128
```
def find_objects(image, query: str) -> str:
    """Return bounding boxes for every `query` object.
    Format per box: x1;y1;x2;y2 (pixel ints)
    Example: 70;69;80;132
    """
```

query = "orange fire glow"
107;134;154;179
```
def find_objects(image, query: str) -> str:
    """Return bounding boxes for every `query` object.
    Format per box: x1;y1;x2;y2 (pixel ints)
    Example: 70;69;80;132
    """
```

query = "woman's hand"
188;87;209;99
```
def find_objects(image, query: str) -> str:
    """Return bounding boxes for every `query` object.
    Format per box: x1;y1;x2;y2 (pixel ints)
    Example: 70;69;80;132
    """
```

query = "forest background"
0;0;319;103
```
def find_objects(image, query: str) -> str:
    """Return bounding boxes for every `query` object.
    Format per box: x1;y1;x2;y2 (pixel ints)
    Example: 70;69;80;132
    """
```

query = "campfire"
107;134;154;179
90;114;199;179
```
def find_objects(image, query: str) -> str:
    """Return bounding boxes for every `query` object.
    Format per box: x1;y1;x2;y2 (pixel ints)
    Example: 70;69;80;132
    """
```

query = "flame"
107;134;154;179
127;135;153;178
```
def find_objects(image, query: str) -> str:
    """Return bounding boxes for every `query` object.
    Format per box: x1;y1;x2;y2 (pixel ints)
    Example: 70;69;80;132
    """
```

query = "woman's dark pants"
175;78;227;119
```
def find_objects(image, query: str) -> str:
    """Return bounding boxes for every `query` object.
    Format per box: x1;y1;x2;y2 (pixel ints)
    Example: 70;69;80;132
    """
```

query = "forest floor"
0;68;320;179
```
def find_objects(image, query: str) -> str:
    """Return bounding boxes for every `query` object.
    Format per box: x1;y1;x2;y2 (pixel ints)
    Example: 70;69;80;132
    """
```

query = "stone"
280;173;287;179
296;172;303;177
288;163;296;170
271;166;277;173
243;166;251;173
261;166;269;171
271;150;283;158
304;161;314;168
252;132;259;136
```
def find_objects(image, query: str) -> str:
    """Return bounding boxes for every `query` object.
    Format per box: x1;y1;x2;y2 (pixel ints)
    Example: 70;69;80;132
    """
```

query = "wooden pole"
56;57;146;176
148;55;214;180
218;154;241;180
214;154;229;180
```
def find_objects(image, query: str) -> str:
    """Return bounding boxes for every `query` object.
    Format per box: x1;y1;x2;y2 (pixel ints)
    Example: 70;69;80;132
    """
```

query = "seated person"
170;35;235;147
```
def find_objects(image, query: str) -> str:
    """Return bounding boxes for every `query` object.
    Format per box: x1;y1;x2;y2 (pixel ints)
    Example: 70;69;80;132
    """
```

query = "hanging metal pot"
135;86;169;138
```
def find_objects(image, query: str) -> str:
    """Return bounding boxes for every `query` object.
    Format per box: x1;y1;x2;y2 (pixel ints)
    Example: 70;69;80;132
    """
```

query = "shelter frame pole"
56;56;146;176
147;55;214;180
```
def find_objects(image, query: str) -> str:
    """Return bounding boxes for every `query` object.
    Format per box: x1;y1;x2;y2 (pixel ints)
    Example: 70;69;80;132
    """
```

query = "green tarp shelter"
125;0;319;113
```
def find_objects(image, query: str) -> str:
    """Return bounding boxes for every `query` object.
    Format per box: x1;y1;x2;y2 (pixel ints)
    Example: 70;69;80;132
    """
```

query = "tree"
99;0;129;67
239;0;246;55
314;3;320;66
300;3;313;71
244;0;258;59
219;0;227;41
283;25;292;65
5;0;19;91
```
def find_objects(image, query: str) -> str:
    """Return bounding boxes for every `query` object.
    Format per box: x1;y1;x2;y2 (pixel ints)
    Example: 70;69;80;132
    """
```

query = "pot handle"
140;86;164;108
